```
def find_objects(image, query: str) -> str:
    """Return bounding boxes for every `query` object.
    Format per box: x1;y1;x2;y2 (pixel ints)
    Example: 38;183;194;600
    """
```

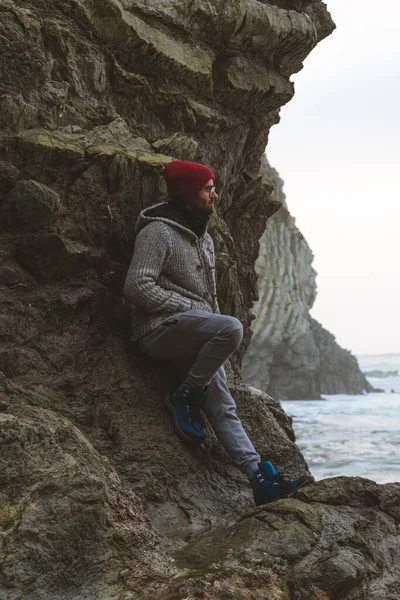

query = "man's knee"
223;316;243;349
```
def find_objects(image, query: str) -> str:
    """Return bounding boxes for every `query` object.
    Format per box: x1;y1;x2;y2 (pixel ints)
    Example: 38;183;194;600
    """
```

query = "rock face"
166;477;400;600
243;159;373;399
0;1;398;599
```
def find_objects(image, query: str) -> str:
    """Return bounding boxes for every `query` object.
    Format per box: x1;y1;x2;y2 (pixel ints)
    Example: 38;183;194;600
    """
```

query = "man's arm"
123;221;192;314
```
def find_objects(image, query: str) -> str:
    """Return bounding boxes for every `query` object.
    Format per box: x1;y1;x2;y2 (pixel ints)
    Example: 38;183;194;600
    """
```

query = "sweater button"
196;265;203;271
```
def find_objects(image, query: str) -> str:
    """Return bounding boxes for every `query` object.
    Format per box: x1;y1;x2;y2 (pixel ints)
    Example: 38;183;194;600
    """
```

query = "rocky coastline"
243;159;374;399
0;1;398;598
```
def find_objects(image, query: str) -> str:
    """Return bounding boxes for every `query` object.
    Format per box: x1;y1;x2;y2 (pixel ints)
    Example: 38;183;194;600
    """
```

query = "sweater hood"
135;203;203;239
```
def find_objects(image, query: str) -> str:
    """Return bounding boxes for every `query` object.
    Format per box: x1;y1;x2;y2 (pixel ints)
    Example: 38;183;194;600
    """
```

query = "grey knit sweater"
123;203;220;342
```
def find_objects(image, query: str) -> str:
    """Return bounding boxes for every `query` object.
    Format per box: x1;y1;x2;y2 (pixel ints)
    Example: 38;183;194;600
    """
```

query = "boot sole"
164;393;205;445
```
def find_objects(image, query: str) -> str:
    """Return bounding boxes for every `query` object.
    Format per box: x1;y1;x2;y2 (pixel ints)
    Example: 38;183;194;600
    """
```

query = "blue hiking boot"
164;382;209;444
251;461;312;506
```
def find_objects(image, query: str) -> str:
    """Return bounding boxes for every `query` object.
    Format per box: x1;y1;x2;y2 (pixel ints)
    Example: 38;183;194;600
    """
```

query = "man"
123;159;312;505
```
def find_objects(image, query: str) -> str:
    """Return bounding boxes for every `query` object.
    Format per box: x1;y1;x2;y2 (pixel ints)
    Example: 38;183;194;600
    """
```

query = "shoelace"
247;470;286;489
187;403;203;431
267;472;287;485
274;472;286;485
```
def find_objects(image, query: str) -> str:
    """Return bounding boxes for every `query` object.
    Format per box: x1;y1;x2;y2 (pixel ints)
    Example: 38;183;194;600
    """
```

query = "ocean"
281;354;400;484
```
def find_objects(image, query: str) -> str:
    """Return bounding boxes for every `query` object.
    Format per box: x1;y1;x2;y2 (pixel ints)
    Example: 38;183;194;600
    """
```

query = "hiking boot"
164;382;209;444
251;461;313;506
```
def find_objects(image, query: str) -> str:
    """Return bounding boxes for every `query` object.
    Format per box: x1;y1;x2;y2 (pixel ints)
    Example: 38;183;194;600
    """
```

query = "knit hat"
164;160;215;200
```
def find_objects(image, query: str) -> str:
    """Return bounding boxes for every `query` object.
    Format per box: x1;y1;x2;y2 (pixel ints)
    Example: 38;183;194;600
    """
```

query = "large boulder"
1;179;61;231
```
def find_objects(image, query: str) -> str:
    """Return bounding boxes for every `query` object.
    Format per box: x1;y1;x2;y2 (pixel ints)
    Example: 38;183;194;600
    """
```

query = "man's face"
189;179;218;214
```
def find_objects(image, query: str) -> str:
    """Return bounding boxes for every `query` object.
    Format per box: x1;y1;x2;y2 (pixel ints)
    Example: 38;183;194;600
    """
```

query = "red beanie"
164;160;215;200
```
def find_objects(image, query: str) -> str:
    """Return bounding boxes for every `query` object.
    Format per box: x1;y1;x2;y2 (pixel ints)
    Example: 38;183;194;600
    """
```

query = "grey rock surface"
0;1;398;599
1;179;61;231
0;404;174;600
153;478;400;600
243;159;373;399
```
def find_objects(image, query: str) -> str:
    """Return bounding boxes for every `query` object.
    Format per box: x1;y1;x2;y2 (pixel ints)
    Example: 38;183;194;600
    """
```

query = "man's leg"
138;309;243;443
173;359;260;480
173;356;313;502
138;311;313;501
138;309;243;388
205;367;261;479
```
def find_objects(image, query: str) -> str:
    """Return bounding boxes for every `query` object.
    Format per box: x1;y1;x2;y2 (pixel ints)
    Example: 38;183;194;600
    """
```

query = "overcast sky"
267;0;400;356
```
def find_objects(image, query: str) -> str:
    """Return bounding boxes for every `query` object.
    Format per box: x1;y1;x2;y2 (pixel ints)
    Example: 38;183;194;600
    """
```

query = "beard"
187;196;214;215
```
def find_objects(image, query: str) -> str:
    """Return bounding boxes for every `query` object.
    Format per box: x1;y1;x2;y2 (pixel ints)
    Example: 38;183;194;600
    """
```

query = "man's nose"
211;190;218;199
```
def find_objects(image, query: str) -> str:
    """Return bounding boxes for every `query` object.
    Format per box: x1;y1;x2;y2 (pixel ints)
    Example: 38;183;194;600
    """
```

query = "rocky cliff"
243;159;373;399
0;1;398;599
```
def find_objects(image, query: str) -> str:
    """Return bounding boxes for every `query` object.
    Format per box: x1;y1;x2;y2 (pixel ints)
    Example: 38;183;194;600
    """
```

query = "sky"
267;0;400;356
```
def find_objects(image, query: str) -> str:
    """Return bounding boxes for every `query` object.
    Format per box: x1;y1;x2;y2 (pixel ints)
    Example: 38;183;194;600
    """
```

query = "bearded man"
124;160;311;505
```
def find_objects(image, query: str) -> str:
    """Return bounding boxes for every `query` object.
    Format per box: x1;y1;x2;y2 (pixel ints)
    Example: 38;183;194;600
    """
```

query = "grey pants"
137;309;261;480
